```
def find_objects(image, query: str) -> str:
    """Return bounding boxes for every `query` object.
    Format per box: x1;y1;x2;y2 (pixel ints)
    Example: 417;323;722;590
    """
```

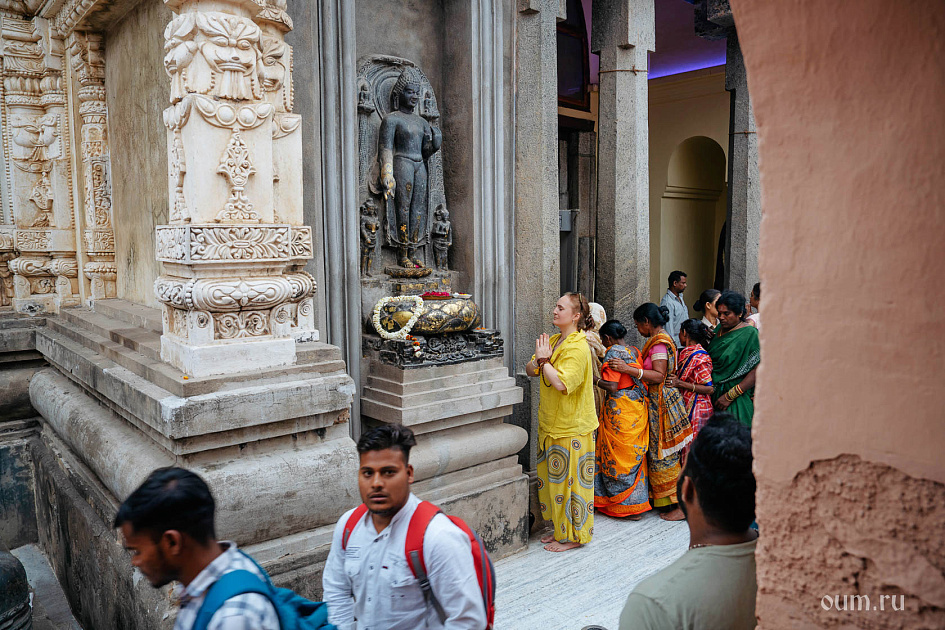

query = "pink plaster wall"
731;0;945;485
731;0;945;626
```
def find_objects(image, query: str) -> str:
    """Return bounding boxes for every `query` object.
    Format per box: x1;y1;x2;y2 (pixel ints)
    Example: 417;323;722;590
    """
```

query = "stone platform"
361;354;528;557
5;300;360;629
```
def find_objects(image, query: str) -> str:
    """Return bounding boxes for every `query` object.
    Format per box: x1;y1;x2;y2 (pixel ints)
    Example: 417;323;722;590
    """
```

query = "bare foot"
544;540;582;552
540;532;555;544
659;508;686;521
626;514;644;521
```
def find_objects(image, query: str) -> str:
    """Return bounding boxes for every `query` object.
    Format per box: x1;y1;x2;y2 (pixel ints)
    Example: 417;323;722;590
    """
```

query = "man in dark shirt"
619;414;758;629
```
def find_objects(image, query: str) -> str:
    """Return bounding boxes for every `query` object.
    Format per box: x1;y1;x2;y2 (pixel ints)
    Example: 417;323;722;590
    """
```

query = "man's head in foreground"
114;467;217;588
678;414;756;537
356;423;417;518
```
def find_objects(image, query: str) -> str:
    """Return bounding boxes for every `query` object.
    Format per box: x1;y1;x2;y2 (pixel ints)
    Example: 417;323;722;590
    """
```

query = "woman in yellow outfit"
526;292;598;552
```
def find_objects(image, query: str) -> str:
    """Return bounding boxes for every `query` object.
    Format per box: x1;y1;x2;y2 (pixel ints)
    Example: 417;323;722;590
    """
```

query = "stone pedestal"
21;299;357;628
361;353;528;557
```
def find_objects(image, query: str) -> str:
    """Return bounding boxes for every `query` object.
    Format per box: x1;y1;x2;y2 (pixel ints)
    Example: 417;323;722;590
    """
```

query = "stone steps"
34;326;355;452
361;358;522;429
49;303;344;397
90;299;162;334
364;369;517;409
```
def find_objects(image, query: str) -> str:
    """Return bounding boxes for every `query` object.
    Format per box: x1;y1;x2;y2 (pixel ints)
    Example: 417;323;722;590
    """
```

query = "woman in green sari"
708;291;761;426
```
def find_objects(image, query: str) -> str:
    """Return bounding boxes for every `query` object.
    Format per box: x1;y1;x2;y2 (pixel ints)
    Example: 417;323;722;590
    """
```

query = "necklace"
689;543;714;550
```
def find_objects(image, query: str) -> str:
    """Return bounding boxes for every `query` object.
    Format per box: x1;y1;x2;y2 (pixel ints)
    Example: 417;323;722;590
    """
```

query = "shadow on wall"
660;136;726;316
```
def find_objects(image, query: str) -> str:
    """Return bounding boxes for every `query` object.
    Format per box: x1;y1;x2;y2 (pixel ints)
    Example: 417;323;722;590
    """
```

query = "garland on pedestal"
372;295;424;341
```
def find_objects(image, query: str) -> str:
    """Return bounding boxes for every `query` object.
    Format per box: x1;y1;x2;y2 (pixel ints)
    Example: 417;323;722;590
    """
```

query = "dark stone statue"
360;198;379;276
377;67;442;268
431;204;451;271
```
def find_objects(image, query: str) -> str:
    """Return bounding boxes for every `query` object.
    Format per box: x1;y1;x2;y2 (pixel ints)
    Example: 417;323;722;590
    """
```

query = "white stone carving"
154;0;315;376
16;229;51;250
216;130;258;222
215;310;270;339
192;225;289;260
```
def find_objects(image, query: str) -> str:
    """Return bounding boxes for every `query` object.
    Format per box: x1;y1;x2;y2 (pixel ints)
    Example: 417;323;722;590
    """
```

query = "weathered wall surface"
729;0;945;627
106;0;172;307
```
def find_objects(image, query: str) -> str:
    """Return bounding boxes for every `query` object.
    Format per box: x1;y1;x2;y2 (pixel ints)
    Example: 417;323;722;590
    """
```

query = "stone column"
155;0;316;377
592;0;654;324
68;32;116;304
1;14;79;314
724;31;761;297
514;0;561;465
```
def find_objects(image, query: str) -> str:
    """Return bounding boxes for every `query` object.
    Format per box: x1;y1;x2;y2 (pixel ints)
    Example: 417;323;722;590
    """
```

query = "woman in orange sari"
611;303;693;521
593;320;650;519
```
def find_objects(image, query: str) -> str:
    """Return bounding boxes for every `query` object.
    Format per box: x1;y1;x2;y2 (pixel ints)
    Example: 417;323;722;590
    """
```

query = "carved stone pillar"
155;0;314;376
1;13;79;314
69;32;115;303
592;0;655;326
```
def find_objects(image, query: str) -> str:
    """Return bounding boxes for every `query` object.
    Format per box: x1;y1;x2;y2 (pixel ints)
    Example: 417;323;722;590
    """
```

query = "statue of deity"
431;204;451;270
360;198;379;276
377;67;442;268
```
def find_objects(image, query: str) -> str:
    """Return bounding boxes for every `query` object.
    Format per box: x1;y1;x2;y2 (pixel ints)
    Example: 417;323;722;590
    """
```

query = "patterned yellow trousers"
537;431;595;544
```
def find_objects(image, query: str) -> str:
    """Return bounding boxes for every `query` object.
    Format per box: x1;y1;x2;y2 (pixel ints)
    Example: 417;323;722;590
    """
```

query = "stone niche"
354;1;528;557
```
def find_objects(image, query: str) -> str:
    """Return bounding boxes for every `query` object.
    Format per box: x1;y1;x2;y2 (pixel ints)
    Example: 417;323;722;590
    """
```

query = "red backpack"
342;500;496;628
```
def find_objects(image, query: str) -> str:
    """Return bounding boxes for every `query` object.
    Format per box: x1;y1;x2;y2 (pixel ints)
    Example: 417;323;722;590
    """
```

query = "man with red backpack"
322;423;491;630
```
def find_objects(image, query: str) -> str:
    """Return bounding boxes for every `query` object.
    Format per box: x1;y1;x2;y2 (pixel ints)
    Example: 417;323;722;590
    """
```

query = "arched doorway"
659;136;726;315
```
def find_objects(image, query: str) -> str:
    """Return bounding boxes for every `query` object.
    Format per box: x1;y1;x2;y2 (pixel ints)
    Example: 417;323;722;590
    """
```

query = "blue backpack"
192;551;335;630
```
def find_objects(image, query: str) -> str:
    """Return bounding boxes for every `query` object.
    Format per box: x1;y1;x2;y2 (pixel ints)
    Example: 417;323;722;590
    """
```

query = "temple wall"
647;67;729;305
105;0;171;307
729;0;945;626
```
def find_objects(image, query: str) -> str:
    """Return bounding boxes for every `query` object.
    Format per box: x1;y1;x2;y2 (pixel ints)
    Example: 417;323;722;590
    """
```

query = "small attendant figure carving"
421;89;439;121
357;78;375;114
360;199;379;276
431;204;452;271
378;67;442;268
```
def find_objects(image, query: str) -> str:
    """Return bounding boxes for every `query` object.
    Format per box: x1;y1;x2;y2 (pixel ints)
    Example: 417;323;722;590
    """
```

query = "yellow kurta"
536;331;599;438
534;330;598;544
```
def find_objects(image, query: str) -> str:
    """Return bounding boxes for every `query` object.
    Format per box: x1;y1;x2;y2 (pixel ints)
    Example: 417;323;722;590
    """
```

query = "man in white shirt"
660;270;688;347
115;467;279;630
323;424;486;630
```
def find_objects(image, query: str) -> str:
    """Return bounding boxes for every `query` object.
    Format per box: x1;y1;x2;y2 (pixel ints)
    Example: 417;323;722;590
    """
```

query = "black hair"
693;289;721;313
680;413;755;533
113;467;216;544
598;319;627;341
356;423;417;463
668;270;687;287
717;290;748;318
751;282;761;300
633;302;670;327
680;319;712;347
564;292;595;331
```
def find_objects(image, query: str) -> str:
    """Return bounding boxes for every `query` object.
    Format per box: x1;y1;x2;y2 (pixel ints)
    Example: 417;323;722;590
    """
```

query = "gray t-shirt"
660;290;688;347
619;539;757;630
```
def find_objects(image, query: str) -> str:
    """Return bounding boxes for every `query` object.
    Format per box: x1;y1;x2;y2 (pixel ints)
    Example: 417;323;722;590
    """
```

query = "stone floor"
494;511;689;630
11;544;84;630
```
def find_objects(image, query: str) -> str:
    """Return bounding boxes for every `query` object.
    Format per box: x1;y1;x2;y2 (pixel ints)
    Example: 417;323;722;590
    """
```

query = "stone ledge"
35;332;354;450
50;308;344;397
30;369;361;544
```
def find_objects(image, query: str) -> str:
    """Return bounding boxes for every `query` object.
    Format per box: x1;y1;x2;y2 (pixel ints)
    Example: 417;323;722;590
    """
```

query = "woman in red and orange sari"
611;303;693;521
669;319;715;444
593;320;650;519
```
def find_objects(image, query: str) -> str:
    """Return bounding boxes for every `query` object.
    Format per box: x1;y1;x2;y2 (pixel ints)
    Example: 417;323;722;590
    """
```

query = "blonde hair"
564;292;594;331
